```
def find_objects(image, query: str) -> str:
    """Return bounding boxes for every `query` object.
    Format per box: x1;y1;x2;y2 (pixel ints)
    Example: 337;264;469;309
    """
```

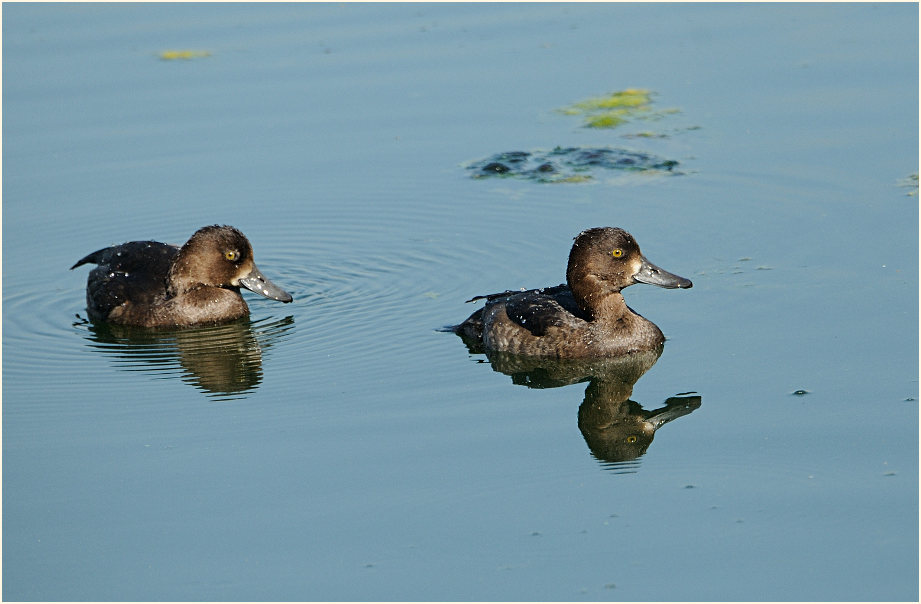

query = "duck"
454;227;691;358
71;225;292;328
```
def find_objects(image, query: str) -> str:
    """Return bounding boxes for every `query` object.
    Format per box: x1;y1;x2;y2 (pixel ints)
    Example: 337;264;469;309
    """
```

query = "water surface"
3;3;918;601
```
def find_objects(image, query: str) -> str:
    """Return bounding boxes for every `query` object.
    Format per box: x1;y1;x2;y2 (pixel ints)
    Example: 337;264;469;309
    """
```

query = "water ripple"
12;184;570;404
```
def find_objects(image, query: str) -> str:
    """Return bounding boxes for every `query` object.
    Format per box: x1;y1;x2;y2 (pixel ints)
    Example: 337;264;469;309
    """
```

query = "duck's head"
167;225;293;303
566;227;691;313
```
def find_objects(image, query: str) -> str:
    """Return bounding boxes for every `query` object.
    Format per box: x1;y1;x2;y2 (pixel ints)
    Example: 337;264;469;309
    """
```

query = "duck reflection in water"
76;316;294;399
458;343;700;472
577;369;700;471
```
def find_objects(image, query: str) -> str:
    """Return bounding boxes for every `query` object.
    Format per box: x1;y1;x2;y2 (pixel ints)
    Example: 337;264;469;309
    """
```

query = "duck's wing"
71;240;177;273
465;283;570;304
504;285;586;337
465;289;525;304
456;284;566;340
71;241;179;319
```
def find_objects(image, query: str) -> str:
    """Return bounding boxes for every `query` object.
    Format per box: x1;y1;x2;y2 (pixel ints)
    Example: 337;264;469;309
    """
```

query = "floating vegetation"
559;88;680;130
159;50;211;61
623;131;667;139
898;173;918;196
467;147;680;183
467;88;692;183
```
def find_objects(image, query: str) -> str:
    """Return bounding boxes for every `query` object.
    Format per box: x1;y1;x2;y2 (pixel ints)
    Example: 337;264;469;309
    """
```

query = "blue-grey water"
3;3;918;601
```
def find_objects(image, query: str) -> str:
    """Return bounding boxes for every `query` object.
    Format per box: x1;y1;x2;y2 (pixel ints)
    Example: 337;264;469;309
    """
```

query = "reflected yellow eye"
627;435;637;443
224;250;239;261
612;248;624;258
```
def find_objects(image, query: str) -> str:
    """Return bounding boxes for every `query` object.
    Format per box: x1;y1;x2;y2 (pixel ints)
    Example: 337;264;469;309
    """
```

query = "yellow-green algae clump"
560;88;678;129
159;50;211;61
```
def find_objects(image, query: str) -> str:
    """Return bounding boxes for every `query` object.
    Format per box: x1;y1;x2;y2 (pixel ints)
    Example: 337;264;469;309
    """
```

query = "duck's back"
71;241;179;323
458;285;592;355
459;284;664;358
481;287;594;357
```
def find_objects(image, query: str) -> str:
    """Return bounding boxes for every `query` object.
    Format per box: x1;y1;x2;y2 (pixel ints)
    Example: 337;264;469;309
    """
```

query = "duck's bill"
645;394;702;429
634;258;693;289
239;266;293;303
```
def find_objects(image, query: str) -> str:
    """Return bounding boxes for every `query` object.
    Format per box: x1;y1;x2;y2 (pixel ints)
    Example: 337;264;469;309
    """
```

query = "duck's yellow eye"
612;248;624;258
224;250;239;261
627;435;637;443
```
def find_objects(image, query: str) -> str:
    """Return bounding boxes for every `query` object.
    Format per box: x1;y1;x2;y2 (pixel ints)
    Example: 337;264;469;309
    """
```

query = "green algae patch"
467;147;680;183
585;113;629;128
561;88;652;114
560;88;681;130
159;50;211;61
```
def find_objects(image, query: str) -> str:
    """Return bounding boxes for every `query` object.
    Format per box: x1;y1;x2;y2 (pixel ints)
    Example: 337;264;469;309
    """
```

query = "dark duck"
455;227;691;358
71;225;292;328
